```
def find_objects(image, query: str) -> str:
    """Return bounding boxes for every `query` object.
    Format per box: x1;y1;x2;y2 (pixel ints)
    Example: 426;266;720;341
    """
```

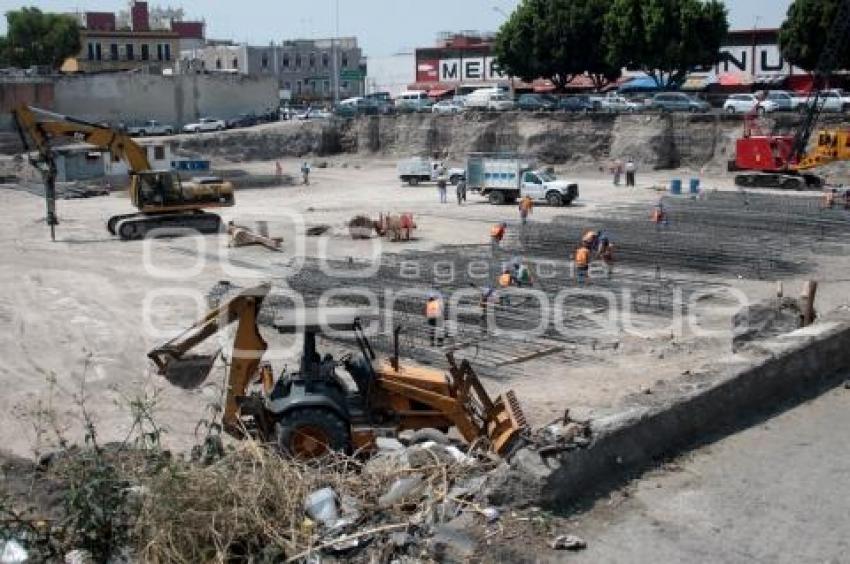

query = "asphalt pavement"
565;381;850;564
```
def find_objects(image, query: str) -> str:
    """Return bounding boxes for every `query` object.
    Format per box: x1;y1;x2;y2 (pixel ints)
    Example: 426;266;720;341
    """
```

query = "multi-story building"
61;1;205;74
183;37;366;103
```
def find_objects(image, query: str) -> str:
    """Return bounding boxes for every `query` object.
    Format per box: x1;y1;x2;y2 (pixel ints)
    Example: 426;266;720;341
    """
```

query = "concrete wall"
0;78;55;129
51;73;278;128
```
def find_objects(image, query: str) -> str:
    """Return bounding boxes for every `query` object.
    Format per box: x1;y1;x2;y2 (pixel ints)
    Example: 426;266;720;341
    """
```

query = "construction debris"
348;215;374;239
550;534;587;551
374;212;416;242
227;220;283;251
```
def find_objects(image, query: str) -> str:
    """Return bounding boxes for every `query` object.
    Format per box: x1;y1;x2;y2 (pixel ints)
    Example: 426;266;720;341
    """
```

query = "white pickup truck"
465;155;578;206
127;120;174;136
397;157;465;186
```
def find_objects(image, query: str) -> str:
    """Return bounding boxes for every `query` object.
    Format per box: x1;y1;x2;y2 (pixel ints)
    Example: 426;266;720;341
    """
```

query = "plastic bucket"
670;179;682;195
689;178;700;194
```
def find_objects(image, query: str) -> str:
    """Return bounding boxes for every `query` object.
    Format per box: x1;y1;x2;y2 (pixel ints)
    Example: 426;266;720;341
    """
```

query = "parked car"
650;92;711;113
226;113;259;129
591;92;642;112
761;90;798;112
127;120;174;136
182;117;226;133
397;157;465;186
395;91;434;113
464;87;507;110
824;88;850;111
557;95;594;113
810;90;845;113
487;93;516;111
432;99;465;114
724;94;763;114
517;93;556;111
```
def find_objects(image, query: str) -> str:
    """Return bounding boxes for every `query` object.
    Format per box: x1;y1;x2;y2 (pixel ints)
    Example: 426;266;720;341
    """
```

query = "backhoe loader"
11;104;233;240
147;284;528;458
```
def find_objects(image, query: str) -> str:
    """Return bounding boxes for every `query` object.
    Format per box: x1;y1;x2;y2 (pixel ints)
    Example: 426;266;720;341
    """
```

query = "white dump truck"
465;154;579;206
397;157;465;186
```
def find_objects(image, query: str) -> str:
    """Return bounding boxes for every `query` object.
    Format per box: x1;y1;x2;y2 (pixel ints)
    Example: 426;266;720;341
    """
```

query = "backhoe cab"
148;284;528;459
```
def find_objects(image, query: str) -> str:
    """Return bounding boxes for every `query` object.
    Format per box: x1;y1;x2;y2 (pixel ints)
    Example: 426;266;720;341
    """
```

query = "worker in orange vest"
650;201;668;228
490;222;507;255
425;294;444;346
575;243;591;286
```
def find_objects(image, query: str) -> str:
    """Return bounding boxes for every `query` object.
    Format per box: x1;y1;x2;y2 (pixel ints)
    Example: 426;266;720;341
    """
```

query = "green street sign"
340;69;364;80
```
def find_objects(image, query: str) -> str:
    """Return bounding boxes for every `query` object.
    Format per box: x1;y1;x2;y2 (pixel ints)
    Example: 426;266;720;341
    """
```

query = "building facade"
183;37;367;102
62;1;205;74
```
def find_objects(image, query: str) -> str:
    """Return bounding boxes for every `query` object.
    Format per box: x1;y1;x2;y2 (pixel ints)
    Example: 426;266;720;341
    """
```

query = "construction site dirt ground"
2;155;850;460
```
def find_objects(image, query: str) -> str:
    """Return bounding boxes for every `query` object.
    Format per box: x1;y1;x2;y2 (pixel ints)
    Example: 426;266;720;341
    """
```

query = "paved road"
567;383;850;564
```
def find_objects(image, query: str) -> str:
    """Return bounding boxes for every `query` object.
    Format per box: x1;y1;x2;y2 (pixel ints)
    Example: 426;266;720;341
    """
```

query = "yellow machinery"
796;129;850;171
11;104;234;240
148;284;528;458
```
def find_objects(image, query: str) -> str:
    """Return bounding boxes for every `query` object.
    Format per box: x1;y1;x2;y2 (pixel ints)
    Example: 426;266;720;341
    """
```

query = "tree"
493;0;621;92
0;7;81;69
604;0;728;88
779;0;850;72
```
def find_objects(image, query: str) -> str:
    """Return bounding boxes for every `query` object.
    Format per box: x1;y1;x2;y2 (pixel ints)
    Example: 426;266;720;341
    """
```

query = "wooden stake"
800;281;818;327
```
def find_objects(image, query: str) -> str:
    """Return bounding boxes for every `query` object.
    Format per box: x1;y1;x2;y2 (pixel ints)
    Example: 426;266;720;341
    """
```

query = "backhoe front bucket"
160;354;217;389
487;390;528;455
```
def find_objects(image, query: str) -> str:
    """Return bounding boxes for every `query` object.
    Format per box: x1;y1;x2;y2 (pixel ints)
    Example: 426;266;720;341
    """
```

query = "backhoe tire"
276;408;350;459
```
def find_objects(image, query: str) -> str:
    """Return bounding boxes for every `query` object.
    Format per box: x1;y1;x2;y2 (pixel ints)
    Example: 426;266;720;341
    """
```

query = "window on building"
309;52;316;67
295;53;302;68
110;44;118;60
95;43;102;61
126;43;134;60
296;80;302;94
341;80;349;90
323;80;329;93
164;44;171;61
153;145;166;160
283;81;291;90
141;44;149;61
342;53;349;68
322;53;329;68
232;57;238;69
282;53;290;68
157;44;163;61
215;58;222;69
87;43;95;60
261;54;269;69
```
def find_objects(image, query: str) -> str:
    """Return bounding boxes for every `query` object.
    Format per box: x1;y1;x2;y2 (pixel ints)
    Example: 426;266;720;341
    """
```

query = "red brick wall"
131;2;149;31
85;12;116;31
171;21;204;40
0;81;55;114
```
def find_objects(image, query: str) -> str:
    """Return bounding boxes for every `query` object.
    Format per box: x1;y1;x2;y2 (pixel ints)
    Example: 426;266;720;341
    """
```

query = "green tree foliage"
604;0;728;87
493;0;621;91
779;0;850;72
0;7;81;69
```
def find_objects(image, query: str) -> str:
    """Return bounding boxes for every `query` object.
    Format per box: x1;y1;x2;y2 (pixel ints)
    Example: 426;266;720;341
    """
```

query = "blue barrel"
670;178;682;195
689;178;700;194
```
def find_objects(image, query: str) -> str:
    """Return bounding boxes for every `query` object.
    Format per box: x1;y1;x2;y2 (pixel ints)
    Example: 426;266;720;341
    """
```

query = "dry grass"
134;440;491;563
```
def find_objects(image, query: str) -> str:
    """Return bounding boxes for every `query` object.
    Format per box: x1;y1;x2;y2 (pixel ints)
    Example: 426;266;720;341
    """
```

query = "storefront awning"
427;88;454;98
787;74;814;93
717;72;753;87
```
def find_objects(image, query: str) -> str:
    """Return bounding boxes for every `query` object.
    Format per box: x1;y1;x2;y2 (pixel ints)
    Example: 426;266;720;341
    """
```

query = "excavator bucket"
487;390;529;455
156;353;217;390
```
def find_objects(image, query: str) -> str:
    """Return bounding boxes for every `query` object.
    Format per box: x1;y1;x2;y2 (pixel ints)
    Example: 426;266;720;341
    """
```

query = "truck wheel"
408;177;419;186
489;191;506;205
546;192;563;207
276;407;350;459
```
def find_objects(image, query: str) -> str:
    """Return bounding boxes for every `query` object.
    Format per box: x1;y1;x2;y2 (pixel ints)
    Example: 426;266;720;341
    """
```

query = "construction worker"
625;158;637;187
595;230;615;279
490;222;507;255
650;200;668;228
437;163;448;203
575;243;591;287
822;188;837;209
425;294;444;347
498;266;514;306
456;178;467;205
518;195;533;226
581;229;598;249
514;259;533;287
479;286;496;332
301;161;311;185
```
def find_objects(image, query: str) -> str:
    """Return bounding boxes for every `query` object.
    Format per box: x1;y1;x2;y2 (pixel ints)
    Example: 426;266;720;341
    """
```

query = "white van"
395;91;432;112
464;87;514;111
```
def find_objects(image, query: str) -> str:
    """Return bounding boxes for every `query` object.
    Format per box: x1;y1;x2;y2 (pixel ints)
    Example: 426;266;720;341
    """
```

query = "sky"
0;0;794;57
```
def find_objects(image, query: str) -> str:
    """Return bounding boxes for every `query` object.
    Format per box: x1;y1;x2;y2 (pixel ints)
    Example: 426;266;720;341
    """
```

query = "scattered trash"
348;215;374;239
390;531;412;548
376;437;405;452
379;475;425;508
550;534;587;551
481;507;500;523
306;225;330;236
64;549;94;564
227;221;283;251
305;487;339;527
430;524;478;560
0;540;27;564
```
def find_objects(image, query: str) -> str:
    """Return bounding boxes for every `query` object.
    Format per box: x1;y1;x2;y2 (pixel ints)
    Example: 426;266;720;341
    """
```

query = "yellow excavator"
147;284;528;458
11;104;234;240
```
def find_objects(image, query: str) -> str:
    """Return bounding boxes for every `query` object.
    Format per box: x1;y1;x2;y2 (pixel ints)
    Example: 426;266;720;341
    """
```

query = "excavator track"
112;211;223;241
734;172;823;191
